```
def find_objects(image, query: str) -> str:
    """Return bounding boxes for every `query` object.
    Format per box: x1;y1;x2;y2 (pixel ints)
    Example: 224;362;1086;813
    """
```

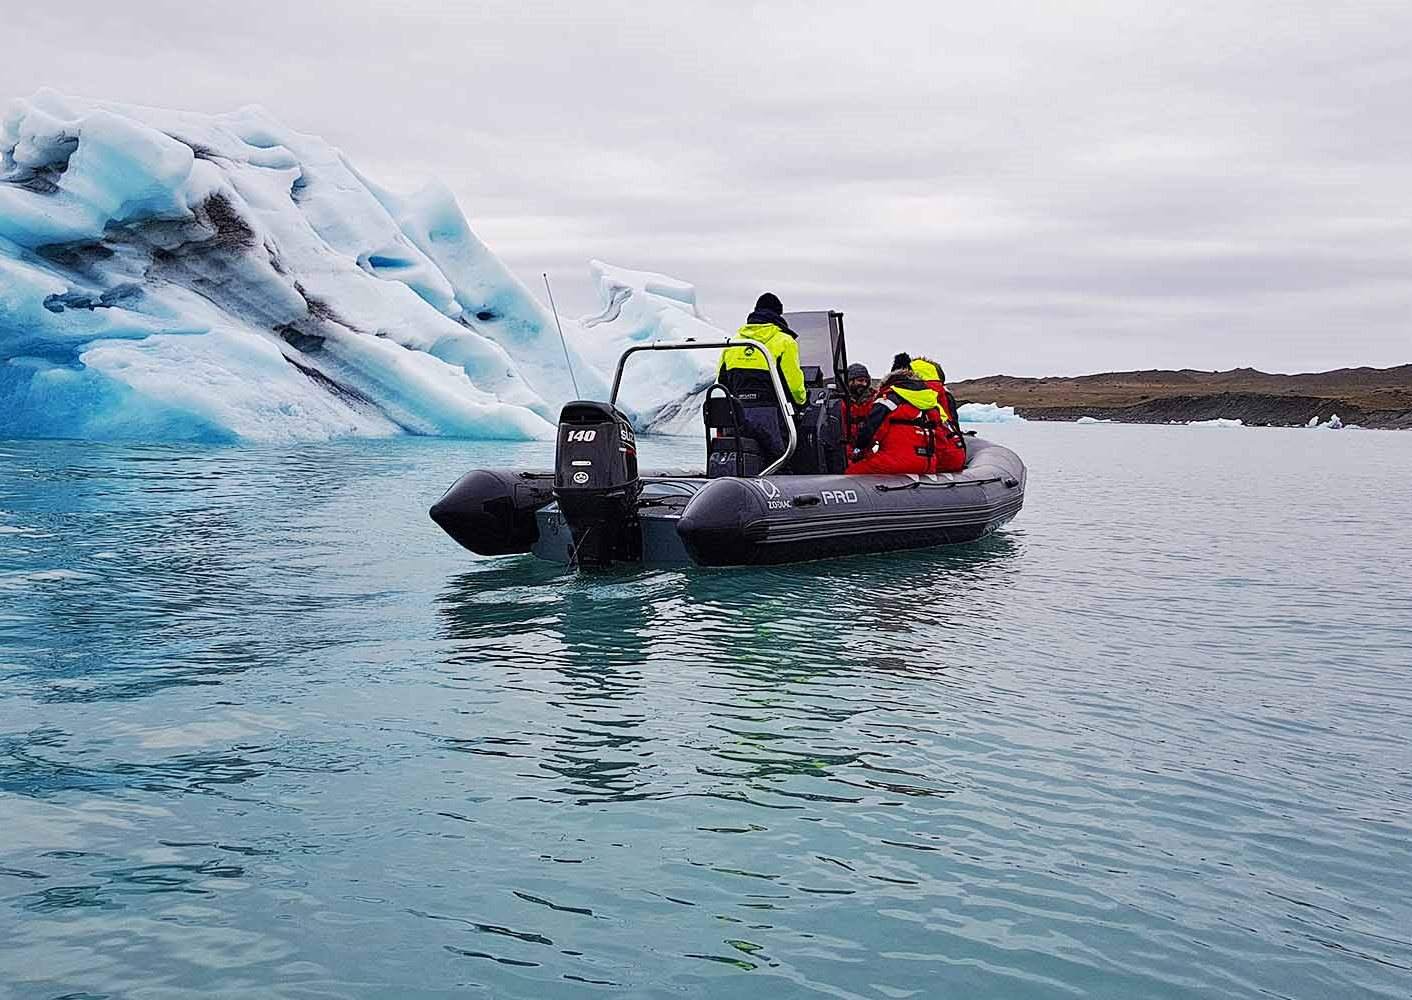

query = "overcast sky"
5;0;1409;378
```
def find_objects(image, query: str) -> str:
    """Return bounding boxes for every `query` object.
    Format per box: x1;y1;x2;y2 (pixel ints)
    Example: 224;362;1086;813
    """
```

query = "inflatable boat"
431;312;1025;568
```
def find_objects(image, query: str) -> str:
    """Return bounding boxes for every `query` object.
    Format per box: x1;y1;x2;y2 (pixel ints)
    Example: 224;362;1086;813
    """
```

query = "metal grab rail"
608;340;798;477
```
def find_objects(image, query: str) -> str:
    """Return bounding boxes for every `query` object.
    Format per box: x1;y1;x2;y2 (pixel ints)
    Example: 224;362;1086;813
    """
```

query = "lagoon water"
1;423;1410;999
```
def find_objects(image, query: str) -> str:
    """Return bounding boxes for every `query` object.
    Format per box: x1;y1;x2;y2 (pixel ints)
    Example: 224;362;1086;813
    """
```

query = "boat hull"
431;438;1025;568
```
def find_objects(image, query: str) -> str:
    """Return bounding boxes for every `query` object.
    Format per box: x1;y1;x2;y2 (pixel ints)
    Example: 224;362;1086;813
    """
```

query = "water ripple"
1;430;1410;997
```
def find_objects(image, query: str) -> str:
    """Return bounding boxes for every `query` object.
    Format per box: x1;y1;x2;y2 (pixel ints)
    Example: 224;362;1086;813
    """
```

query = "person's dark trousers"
741;404;789;462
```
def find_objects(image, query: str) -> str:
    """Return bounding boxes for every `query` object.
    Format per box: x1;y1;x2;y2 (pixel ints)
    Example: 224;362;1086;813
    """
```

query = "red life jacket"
847;380;966;475
909;361;965;463
843;398;873;425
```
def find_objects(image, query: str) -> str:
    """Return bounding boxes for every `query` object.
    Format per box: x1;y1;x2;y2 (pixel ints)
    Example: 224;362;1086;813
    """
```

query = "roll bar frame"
608;339;798;477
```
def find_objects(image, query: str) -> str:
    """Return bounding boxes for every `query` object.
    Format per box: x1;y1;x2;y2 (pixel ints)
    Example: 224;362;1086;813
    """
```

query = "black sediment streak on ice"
292;282;348;326
192;193;257;253
272;323;325;353
282;355;377;407
41;284;143;313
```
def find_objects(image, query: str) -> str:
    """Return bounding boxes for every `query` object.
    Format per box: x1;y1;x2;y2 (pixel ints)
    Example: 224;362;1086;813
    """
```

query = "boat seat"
703;390;765;477
703;395;744;430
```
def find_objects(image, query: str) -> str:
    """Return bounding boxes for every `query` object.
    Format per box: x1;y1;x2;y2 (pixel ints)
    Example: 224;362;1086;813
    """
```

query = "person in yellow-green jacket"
716;292;807;460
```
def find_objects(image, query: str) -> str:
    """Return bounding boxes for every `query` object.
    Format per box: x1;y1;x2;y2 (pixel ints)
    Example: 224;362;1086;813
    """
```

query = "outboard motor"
553;401;642;566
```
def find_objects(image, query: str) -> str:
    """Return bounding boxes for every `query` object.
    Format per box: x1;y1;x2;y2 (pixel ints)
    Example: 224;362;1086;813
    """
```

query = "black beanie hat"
891;352;912;371
754;292;783;314
846;363;870;381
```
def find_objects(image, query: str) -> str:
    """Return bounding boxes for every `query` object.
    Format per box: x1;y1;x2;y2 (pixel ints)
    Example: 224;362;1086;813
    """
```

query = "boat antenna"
542;272;582;400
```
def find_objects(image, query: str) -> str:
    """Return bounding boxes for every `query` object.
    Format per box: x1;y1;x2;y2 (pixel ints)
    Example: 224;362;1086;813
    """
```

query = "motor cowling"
554;401;642;565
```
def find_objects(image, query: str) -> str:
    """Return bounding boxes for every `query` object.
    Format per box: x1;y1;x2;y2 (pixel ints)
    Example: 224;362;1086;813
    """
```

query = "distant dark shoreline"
951;364;1412;429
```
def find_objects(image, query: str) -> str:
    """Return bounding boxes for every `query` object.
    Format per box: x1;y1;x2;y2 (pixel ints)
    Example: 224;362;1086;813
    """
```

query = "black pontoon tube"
609;340;798;476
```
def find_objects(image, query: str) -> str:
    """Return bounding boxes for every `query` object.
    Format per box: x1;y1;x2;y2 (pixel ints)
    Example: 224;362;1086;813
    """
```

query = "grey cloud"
4;0;1408;379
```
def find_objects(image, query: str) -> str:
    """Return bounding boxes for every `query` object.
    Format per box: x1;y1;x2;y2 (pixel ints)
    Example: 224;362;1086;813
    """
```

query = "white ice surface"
579;260;724;433
1075;415;1114;424
0;91;713;442
1187;418;1245;427
958;402;1024;424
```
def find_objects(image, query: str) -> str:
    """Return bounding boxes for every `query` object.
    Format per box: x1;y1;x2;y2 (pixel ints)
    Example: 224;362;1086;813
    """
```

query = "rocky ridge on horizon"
950;364;1412;429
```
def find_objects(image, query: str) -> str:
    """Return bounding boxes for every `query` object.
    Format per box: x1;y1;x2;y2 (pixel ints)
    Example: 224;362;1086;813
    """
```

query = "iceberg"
958;402;1024;424
1187;418;1245;427
579;260;722;436
1075;415;1114;424
0;91;716;442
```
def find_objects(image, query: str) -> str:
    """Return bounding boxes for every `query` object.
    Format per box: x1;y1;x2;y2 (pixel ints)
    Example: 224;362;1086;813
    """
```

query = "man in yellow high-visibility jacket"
717;293;807;461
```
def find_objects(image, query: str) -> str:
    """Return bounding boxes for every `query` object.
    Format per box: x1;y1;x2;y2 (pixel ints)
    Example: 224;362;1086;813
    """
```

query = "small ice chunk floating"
431;312;1026;568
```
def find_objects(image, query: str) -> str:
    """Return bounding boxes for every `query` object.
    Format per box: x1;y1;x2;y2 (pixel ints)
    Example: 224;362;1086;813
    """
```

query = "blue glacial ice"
0;91;717;442
958;402;1024;424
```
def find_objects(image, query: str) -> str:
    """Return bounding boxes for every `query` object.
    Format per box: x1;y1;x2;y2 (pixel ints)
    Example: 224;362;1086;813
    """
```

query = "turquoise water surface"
1;423;1409;998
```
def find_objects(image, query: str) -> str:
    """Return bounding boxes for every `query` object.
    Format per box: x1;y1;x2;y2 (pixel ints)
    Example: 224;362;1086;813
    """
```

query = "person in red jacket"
847;366;966;475
907;355;966;446
842;363;874;431
846;368;940;475
891;353;961;433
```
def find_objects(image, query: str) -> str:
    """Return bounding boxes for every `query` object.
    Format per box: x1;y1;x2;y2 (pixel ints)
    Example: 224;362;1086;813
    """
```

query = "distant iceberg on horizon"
0;90;717;442
958;402;1024;424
